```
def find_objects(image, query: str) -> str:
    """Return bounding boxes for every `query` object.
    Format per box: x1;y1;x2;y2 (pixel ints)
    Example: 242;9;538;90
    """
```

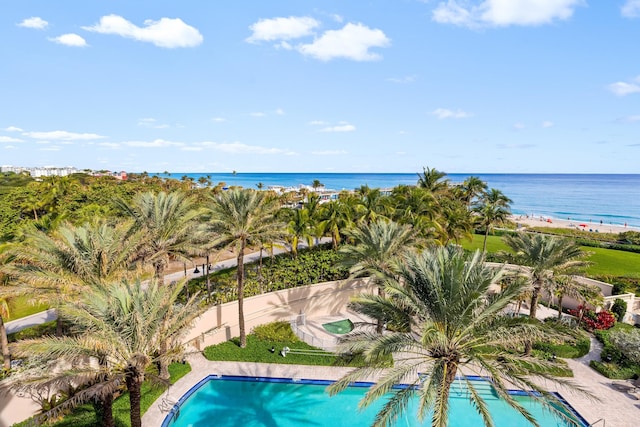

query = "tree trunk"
33;208;38;221
557;295;564;320
0;316;10;371
524;340;533;356
155;261;165;286
482;227;489;253
126;372;143;427
436;360;458;427
257;248;263;283
206;255;212;300
376;286;385;334
238;240;246;348
98;393;115;427
158;336;170;380
529;282;541;320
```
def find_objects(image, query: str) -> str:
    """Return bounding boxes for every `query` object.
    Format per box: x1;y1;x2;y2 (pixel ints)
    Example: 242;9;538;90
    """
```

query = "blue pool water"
162;376;586;427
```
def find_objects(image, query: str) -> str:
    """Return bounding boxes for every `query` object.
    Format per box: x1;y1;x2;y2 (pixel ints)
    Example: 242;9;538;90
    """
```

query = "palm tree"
340;220;414;333
284;208;314;258
311;179;323;191
11;280;200;427
434;199;474;245
503;233;588;321
460;176;488;206
319;201;352;250
474;188;512;253
356;187;390;225
208;189;284;347
548;275;598;320
328;246;582;427
118;191;205;285
416;166;449;193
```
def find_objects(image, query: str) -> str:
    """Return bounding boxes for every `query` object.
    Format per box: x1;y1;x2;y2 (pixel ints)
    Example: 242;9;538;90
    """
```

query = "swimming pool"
162;376;587;427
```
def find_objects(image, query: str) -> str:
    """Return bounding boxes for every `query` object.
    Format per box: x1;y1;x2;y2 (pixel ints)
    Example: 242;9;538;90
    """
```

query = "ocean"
161;173;640;229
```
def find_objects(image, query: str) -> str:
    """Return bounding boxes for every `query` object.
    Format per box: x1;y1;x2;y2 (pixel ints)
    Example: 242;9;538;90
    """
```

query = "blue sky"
1;1;639;173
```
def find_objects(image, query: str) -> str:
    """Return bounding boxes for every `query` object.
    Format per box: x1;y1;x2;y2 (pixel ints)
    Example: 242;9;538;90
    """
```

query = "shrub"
568;306;616;331
589;360;640;380
252;321;299;342
611;298;627;321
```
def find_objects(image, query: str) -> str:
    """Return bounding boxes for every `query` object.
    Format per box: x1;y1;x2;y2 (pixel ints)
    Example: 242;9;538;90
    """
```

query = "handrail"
589;418;605;426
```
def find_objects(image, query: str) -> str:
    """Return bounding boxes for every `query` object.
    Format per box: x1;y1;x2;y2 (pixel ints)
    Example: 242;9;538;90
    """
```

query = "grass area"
6;295;49;321
8;321;57;342
461;234;640;278
204;321;391;368
14;362;191;427
460;234;511;253
582;246;640;278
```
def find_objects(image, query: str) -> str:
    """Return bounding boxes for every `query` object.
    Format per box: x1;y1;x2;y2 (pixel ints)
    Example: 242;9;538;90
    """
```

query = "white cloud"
512;122;526;130
311;150;347;155
180;146;204;152
250;112;266;117
246;16;319;43
49;34;88;47
608;79;640;96
17;17;48;30
123;139;183;148
387;75;417;84
319;124;356;132
211;117;227;123
431;108;473;119
298;23;390;61
3;145;17;150
0;136;23;143
332;14;344;23
433;0;583;28
541;120;554;128
23;130;105;140
4;126;23;132
83;15;203;48
200;141;294;155
137;118;170;128
622;0;640;17
275;108;285;115
40;146;62;151
308;120;328;125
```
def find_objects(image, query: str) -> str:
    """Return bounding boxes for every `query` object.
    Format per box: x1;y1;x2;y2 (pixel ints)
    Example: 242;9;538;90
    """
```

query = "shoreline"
510;214;638;234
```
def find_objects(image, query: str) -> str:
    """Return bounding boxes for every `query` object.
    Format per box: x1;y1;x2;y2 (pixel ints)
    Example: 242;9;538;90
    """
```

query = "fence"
289;313;339;351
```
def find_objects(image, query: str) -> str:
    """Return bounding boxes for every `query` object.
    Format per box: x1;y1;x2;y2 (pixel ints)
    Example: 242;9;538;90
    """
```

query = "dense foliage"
186;244;350;304
591;323;640;379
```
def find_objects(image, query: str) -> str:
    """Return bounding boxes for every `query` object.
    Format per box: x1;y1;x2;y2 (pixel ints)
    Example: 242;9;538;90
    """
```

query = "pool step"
450;380;500;400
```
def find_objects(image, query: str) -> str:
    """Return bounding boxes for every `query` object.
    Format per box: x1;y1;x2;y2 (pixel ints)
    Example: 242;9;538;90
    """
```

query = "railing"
588;418;605;426
290;314;339;351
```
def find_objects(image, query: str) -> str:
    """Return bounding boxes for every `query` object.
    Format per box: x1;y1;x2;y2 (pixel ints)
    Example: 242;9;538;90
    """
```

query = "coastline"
510;214;638;234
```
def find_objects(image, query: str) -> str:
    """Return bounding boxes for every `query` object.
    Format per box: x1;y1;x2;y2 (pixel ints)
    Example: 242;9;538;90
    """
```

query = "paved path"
5;309;57;335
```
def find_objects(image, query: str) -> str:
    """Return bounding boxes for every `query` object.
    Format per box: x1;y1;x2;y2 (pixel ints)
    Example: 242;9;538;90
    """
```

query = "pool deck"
143;307;640;427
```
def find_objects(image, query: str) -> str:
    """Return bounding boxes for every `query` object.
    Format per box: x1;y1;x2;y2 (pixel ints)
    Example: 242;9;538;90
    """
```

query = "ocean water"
160;172;640;228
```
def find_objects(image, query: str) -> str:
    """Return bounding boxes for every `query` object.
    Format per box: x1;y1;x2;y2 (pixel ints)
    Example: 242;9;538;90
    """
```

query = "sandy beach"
511;215;638;235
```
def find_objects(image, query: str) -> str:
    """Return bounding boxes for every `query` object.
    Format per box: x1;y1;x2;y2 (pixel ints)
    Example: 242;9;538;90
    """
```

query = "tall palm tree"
208;189;284;348
284;208;314;258
329;246;582;427
319;201;352;250
340;220;414;333
503;233;587;321
416;166;449;193
118;191;205;285
435;199;474;245
11;280;200;427
356;188;390;225
460;176;488;206
547;275;600;320
474;188;512;253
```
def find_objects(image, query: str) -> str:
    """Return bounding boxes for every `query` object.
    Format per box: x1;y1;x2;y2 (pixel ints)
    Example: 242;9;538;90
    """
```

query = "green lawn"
461;234;640;278
14;362;191;427
6;295;49;321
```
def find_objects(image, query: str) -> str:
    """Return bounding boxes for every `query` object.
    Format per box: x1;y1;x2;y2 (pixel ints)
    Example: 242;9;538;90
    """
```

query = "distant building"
0;166;127;180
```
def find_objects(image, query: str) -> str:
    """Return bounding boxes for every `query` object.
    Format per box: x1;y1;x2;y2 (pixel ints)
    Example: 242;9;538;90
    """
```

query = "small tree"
611;298;627;322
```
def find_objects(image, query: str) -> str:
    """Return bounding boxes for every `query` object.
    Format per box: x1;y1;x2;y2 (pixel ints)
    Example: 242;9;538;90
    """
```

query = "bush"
568;306;616;331
252;321;299;342
611;298;627;321
589;360;640;380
